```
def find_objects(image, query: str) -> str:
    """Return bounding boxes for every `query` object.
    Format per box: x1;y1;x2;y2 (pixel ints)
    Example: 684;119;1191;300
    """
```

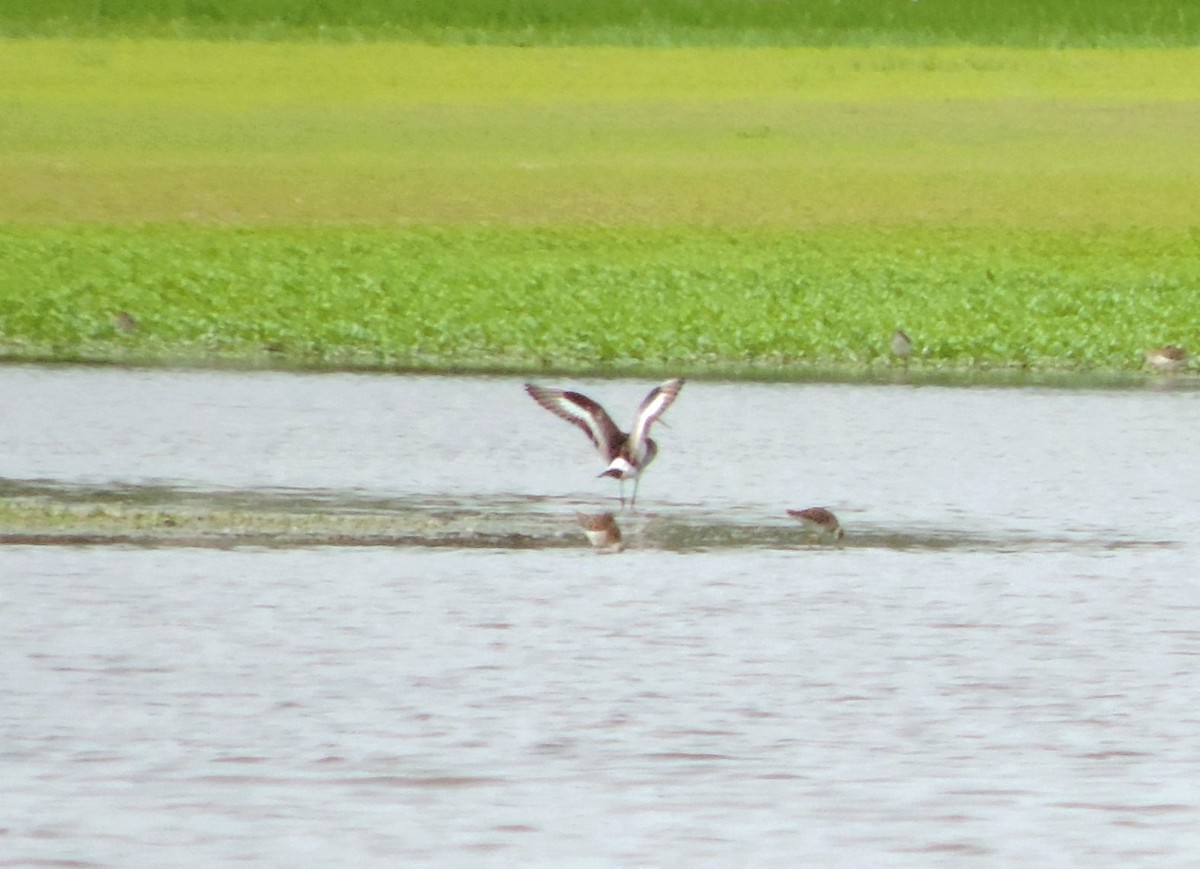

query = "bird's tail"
599;456;636;480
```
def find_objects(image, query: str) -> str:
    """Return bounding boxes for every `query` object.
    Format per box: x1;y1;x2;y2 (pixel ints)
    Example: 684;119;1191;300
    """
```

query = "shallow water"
3;365;1200;864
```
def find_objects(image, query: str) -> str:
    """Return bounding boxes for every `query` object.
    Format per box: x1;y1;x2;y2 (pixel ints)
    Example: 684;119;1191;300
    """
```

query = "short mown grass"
3;42;1199;228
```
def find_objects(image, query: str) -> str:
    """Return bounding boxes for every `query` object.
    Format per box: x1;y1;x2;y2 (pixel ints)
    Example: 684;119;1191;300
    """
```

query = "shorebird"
525;377;684;508
891;329;912;365
113;311;138;335
576;511;624;552
787;507;845;543
1143;345;1187;373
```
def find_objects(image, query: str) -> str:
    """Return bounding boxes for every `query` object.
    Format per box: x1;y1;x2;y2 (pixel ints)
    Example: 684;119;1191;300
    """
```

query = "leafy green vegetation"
3;225;1197;375
3;0;1198;46
1;38;1197;376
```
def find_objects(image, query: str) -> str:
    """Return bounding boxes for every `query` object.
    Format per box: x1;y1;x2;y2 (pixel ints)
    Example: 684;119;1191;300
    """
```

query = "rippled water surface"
4;365;1200;865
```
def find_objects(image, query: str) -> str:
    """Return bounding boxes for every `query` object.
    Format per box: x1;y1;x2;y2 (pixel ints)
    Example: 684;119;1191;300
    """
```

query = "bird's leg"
629;476;641;510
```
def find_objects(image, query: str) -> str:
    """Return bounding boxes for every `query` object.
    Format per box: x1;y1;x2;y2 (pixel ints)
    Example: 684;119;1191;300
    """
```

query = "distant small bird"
113;311;138;335
1143;345;1187;373
526;378;684;509
787;507;845;543
891;329;912;365
576;511;624;552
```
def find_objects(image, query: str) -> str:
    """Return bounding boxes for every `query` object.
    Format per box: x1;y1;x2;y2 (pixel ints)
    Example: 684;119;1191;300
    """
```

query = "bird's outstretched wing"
525;384;624;461
627;377;684;455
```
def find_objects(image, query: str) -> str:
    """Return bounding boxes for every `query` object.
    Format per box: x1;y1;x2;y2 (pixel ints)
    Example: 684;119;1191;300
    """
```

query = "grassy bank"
1;40;1198;376
4;0;1198;46
3;225;1197;374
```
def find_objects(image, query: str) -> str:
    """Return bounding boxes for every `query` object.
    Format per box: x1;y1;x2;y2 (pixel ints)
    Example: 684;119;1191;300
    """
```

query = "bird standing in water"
576;511;624;552
788;507;845;543
525;377;684;509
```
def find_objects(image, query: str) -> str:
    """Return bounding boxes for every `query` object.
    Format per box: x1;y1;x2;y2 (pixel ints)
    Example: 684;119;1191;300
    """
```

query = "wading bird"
113;311;138;335
576;511;624;552
525;377;684;508
891;329;912;366
1143;345;1187;373
787;507;845;543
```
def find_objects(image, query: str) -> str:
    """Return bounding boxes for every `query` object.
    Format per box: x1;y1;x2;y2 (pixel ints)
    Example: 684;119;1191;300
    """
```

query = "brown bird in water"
787;507;845;543
576;511;624;552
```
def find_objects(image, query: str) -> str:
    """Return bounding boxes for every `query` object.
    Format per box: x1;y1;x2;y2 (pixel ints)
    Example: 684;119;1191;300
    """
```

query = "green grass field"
1;38;1198;376
4;0;1199;46
4;43;1199;227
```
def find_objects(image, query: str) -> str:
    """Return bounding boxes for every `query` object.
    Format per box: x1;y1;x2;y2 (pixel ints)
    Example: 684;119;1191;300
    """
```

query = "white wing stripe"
628;378;683;451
